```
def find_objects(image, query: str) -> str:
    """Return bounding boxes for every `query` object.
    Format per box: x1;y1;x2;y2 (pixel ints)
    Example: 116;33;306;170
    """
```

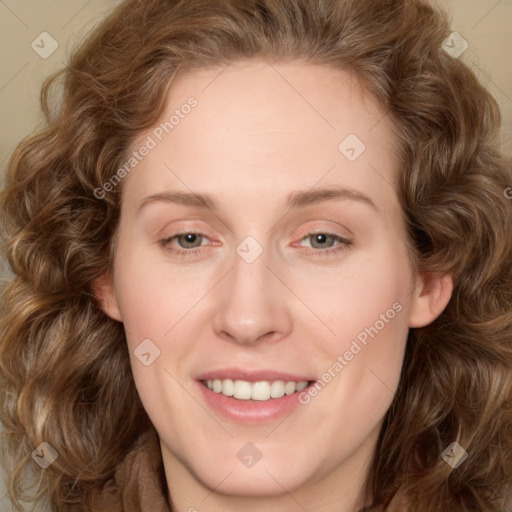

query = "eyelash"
158;230;352;258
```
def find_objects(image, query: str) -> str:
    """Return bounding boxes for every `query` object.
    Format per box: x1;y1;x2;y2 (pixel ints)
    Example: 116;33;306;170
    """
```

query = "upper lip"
196;368;316;383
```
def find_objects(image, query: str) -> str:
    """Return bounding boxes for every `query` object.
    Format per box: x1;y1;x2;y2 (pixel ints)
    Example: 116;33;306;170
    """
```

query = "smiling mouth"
201;378;314;401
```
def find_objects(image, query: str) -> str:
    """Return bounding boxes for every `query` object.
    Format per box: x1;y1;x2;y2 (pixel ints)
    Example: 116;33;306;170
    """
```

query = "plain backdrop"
0;1;511;510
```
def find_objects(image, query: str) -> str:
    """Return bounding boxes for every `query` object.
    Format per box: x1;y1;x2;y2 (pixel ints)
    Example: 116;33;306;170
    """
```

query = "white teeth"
295;381;308;391
285;381;296;395
204;378;310;401
233;380;252;399
270;380;285;398
251;381;270;401
222;378;234;396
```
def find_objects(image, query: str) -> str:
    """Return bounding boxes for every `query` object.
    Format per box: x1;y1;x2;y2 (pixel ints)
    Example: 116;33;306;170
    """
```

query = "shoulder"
85;428;171;512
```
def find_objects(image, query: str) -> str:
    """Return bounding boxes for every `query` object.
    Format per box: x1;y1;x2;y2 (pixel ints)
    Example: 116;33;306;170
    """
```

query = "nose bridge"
212;234;292;345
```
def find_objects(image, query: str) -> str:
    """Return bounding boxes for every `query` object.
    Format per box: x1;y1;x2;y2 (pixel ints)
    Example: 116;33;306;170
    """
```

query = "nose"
212;242;293;346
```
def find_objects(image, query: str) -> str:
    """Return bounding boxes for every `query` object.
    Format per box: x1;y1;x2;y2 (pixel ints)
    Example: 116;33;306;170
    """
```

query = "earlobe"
408;272;453;328
91;273;123;322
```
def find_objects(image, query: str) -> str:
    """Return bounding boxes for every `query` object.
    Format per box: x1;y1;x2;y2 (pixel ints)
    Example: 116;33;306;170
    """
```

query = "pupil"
180;233;200;248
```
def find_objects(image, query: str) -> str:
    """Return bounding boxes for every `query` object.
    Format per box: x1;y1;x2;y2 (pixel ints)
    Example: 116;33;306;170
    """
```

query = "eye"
296;231;352;256
158;230;352;258
158;231;210;257
174;233;204;249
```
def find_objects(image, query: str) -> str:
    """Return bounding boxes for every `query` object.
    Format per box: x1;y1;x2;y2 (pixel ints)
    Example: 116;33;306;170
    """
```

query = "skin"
95;60;453;512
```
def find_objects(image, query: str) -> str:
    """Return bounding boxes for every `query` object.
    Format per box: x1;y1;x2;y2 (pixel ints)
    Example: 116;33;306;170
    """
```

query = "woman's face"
97;61;452;509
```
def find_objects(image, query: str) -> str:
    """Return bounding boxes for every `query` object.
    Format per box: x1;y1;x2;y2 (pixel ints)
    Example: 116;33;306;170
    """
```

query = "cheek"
288;251;411;344
111;244;198;345
111;250;194;425
307;282;409;393
293;244;413;399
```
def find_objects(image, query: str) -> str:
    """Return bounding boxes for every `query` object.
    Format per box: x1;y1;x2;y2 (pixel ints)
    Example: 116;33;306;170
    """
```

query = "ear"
92;273;123;322
408;272;453;328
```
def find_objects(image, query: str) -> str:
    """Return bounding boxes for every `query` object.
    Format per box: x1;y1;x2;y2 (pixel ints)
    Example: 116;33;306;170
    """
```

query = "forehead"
124;60;400;214
153;60;392;149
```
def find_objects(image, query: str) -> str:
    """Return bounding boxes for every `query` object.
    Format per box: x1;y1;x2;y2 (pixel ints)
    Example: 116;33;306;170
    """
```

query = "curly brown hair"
1;0;511;511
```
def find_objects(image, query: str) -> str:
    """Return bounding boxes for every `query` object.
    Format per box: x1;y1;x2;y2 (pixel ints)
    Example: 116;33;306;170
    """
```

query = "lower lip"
195;380;314;425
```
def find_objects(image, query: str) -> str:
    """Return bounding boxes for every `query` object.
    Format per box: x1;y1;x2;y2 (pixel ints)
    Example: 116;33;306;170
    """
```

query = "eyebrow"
136;185;379;214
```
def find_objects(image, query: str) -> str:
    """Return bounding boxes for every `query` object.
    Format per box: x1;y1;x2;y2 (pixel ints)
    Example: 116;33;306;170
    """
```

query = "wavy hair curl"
1;0;511;511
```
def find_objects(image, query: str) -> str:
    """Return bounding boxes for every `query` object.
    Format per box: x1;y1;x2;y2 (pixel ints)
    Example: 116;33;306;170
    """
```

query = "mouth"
201;378;314;401
195;369;317;424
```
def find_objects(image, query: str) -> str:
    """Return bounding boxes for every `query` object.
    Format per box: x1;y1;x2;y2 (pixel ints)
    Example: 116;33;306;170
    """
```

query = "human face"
100;60;434;511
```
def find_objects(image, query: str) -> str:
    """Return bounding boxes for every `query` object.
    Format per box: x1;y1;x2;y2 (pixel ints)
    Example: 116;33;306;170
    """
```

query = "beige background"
0;0;511;509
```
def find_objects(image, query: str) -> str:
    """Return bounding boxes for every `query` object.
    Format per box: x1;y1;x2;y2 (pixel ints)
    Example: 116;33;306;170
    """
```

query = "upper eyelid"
159;220;352;239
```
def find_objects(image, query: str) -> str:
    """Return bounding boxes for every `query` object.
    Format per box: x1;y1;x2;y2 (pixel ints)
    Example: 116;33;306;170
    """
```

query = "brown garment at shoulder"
87;428;172;512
